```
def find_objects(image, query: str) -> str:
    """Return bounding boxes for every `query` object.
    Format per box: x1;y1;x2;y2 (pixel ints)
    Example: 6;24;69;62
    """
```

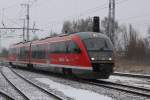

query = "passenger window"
58;42;67;53
48;41;81;54
49;43;56;53
32;44;46;59
49;42;67;53
20;47;25;59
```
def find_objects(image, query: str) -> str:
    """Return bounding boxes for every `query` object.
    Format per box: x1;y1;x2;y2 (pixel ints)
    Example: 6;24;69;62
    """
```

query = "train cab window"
83;38;112;51
67;41;81;53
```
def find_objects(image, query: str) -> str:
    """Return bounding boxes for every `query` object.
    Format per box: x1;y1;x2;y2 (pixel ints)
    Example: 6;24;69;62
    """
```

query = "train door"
65;40;82;66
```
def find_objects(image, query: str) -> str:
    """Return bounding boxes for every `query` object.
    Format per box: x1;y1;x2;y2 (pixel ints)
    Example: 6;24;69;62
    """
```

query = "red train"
8;32;114;79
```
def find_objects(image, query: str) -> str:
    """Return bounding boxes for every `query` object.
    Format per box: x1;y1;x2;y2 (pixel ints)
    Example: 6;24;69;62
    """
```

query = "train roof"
75;32;108;39
38;32;108;41
10;32;109;47
10;41;31;48
31;32;108;43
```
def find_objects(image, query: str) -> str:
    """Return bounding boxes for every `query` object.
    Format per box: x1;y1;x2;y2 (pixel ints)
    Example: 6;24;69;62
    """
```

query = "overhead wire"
0;0;38;37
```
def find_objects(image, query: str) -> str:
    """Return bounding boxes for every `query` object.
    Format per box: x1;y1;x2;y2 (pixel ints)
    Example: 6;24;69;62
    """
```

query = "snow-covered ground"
12;67;149;100
107;75;150;89
36;78;112;100
115;72;150;77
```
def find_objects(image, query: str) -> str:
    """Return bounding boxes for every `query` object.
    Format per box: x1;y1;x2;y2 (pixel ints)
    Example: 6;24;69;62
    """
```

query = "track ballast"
0;67;63;100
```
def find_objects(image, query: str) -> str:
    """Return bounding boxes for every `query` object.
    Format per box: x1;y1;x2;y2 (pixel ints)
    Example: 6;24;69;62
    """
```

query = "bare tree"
101;17;119;45
61;18;93;33
49;30;58;37
62;21;73;33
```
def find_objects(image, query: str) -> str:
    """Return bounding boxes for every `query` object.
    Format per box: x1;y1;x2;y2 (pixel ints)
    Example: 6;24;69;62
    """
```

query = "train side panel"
8;32;114;79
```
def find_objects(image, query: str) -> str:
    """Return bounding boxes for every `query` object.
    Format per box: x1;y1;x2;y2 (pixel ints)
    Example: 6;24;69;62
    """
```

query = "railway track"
87;79;150;97
0;90;15;100
9;66;150;98
113;72;150;79
0;67;63;100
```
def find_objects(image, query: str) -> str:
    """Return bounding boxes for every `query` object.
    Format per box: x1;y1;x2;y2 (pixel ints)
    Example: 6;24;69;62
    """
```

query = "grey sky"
0;0;150;48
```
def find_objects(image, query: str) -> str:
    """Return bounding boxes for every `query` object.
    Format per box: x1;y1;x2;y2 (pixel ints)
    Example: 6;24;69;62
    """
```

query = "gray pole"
26;4;30;41
108;0;115;45
112;0;115;44
23;19;26;42
108;0;112;38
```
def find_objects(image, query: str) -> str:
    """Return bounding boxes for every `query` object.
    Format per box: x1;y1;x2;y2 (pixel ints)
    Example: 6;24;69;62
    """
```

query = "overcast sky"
0;0;150;48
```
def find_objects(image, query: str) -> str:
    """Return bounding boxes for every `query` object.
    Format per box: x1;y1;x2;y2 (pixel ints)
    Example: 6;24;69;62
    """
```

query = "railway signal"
93;16;100;32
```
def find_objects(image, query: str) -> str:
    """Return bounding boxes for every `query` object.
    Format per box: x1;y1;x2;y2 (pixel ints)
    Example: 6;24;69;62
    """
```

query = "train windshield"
83;38;113;52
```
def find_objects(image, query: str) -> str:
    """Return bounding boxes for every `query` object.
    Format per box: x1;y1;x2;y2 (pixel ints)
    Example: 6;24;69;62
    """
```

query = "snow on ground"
107;75;150;89
115;72;150;77
35;78;112;100
109;76;143;82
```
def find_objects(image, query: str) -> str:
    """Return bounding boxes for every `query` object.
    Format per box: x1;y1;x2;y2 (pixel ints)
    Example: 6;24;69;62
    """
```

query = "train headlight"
91;58;95;60
109;57;112;61
93;34;97;37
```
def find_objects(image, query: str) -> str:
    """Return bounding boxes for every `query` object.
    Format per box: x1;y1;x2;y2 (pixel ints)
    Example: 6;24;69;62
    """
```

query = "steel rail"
10;68;63;100
88;79;150;97
11;66;150;97
0;90;15;100
113;72;150;79
0;69;30;100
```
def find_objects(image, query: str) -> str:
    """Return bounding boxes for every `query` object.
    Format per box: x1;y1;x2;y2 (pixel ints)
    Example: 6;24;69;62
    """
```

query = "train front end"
79;32;114;79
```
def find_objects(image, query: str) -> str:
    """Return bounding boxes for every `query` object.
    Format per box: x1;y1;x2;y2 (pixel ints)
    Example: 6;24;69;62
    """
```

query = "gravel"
12;67;150;100
0;94;14;100
1;67;56;100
